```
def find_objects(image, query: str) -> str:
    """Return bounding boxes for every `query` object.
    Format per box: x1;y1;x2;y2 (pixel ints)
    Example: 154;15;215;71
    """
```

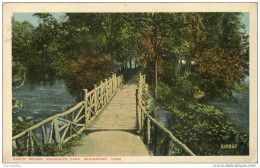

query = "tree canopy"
12;12;249;100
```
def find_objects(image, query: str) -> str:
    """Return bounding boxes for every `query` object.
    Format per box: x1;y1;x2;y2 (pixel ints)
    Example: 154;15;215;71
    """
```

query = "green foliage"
233;82;249;93
12;98;23;114
12;119;34;155
12;62;26;90
157;82;249;155
34;135;81;156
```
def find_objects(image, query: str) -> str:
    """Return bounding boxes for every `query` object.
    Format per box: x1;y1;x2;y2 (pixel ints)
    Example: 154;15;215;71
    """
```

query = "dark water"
12;81;76;122
155;108;178;129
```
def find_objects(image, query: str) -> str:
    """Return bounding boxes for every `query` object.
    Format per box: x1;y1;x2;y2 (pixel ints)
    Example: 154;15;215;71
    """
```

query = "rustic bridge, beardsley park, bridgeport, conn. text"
12;72;195;156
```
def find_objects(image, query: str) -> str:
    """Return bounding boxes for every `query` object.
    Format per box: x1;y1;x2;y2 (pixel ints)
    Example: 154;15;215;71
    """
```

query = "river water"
209;76;249;135
12;81;76;122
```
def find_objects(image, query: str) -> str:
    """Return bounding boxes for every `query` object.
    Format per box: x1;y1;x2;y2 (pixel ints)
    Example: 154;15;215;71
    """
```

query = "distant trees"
12;20;33;87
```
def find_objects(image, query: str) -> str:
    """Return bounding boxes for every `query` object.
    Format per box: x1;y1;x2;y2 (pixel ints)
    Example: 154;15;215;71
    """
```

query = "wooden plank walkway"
69;73;150;156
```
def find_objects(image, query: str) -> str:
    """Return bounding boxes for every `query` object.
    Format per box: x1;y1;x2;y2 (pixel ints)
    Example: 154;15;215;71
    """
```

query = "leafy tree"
12;19;34;63
196;12;249;99
27;13;61;84
135;13;165;99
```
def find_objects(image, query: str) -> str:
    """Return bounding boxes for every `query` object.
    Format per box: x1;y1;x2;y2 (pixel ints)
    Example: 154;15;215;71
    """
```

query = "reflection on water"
156;108;179;129
12;81;76;122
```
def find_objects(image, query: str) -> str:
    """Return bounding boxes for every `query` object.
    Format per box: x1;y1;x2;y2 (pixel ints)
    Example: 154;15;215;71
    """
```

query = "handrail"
12;74;123;156
137;73;196;156
138;102;196;156
12;101;85;140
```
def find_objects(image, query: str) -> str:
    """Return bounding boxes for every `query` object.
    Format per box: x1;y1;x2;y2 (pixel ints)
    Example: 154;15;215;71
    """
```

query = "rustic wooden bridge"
12;72;195;156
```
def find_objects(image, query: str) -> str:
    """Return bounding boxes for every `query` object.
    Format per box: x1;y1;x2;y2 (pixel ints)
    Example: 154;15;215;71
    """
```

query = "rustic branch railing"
12;74;123;156
136;73;196;156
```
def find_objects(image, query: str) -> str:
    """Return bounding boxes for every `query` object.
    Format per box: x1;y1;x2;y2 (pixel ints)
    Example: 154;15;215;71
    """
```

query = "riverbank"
154;77;249;156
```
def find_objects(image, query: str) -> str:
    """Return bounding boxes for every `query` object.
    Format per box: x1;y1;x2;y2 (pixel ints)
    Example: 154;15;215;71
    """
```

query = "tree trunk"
129;60;132;69
155;58;158;100
125;63;127;70
185;59;191;73
155;24;159;100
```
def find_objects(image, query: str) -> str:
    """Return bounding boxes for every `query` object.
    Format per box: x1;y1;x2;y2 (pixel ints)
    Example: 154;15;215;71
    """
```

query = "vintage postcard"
2;2;258;164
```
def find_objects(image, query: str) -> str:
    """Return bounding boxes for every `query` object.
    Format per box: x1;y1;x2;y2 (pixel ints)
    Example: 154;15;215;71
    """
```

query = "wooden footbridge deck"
12;72;195;157
70;74;149;156
85;75;138;131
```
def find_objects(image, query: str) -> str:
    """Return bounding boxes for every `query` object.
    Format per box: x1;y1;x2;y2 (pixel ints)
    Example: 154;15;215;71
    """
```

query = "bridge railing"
12;74;123;156
136;73;196;156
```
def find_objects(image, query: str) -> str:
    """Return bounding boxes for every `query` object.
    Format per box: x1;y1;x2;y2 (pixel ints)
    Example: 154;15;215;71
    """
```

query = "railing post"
100;82;104;108
12;140;18;156
113;74;116;94
53;117;61;145
94;85;97;114
138;73;143;133
138;102;142;133
147;118;151;145
105;79;108;104
116;75;119;89
111;74;114;95
145;84;150;108
26;133;29;155
108;77;112;100
136;89;140;133
141;107;144;130
42;124;47;144
83;89;89;127
167;139;173;156
29;131;34;155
